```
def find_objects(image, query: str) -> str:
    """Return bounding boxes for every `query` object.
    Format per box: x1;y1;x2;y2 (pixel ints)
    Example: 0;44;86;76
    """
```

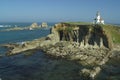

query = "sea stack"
41;22;48;28
30;22;38;28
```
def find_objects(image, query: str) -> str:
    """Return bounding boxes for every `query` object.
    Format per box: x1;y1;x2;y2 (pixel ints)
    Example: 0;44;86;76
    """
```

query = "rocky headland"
2;22;120;80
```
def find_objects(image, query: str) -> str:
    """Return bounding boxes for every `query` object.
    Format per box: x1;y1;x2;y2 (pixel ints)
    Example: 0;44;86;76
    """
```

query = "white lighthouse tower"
94;11;104;24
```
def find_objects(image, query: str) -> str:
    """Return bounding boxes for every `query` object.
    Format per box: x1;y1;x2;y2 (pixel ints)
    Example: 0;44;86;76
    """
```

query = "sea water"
0;22;83;80
0;29;49;44
0;22;55;44
0;22;51;55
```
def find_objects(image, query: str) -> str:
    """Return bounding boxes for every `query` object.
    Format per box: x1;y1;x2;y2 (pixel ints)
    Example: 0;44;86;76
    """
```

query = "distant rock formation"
29;22;48;29
30;23;39;28
41;22;48;28
0;22;49;32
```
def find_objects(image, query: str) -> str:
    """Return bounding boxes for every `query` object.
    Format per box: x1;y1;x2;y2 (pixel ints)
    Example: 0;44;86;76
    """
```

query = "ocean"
0;22;55;44
0;29;49;44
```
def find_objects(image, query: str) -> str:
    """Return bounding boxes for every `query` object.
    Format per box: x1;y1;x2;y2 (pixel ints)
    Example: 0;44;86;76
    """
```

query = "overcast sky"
0;0;120;23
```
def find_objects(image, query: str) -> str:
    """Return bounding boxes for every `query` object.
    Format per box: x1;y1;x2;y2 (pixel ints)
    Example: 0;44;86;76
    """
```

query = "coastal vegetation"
102;24;120;43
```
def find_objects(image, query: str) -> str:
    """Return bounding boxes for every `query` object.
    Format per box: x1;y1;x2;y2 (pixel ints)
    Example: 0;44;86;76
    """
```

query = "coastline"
2;38;120;79
1;22;120;80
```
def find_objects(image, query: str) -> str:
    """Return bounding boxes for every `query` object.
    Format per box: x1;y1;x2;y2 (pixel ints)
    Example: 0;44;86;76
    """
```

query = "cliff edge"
47;22;120;49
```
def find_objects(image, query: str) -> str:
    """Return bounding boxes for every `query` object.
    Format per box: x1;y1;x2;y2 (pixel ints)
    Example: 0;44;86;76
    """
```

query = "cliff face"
48;23;113;49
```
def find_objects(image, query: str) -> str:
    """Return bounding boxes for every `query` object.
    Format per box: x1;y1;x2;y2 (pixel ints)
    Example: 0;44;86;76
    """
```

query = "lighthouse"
94;11;104;24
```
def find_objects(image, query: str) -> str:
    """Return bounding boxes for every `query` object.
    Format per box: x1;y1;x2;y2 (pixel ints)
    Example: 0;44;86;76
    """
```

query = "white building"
94;11;104;24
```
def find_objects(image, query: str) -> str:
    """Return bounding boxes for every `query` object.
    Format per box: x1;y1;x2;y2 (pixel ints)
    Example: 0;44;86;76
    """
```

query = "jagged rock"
41;22;48;28
80;67;101;80
51;23;113;49
41;41;109;67
85;56;96;64
90;67;101;79
30;22;38;28
80;55;88;60
46;27;60;43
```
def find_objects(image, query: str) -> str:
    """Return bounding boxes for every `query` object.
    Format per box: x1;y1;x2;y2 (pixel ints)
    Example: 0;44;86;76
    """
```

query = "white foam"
0;25;11;27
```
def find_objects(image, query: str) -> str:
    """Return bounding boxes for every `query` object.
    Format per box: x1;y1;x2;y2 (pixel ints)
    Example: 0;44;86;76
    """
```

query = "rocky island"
0;22;48;31
2;22;120;80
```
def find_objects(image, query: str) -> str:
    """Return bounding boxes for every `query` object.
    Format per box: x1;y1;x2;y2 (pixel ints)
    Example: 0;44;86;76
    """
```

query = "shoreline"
1;22;120;79
1;39;115;79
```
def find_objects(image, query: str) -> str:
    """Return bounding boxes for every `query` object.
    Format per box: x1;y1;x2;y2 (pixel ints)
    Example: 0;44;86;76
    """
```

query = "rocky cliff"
43;22;120;79
47;23;114;49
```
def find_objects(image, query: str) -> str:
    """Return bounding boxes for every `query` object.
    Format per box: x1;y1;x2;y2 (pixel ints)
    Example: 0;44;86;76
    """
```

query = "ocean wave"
0;25;11;28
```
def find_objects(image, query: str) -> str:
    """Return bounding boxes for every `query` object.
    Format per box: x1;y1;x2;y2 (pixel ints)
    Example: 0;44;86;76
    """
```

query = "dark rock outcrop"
48;23;112;49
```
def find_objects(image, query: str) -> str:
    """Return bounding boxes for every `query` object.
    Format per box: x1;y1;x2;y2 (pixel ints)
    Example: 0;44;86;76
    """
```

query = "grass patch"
64;22;92;25
101;24;120;43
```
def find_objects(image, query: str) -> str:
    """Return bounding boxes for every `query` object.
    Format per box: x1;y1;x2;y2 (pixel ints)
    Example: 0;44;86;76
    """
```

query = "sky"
0;0;120;23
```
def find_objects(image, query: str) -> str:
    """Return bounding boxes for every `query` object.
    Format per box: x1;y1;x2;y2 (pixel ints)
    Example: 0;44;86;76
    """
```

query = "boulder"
80;67;101;80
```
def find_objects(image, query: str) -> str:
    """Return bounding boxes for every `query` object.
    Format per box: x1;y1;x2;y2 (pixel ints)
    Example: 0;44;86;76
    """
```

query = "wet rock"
80;67;101;80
